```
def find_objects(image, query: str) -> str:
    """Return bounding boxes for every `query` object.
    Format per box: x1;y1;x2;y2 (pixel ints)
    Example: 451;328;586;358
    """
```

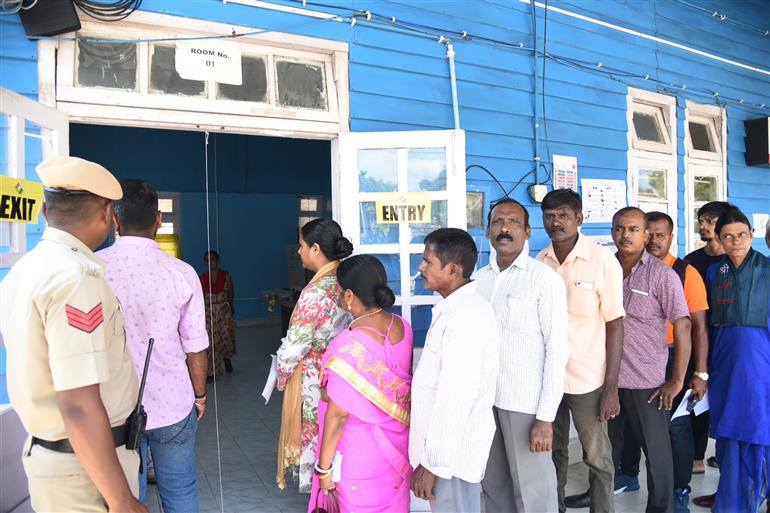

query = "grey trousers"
430;477;482;513
552;387;615;513
481;408;558;513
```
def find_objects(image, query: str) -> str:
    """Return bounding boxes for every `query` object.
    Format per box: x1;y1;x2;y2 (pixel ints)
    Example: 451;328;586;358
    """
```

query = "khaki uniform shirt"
0;227;138;441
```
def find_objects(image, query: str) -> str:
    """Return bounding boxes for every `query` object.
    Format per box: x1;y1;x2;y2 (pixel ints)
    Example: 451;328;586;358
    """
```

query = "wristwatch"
693;371;709;381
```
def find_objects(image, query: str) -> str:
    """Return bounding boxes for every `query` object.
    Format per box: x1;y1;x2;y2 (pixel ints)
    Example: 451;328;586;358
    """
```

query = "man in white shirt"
476;198;569;512
410;228;500;513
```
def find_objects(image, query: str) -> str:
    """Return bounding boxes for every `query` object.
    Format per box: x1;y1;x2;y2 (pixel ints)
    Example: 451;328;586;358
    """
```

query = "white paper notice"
332;451;343;483
752;213;769;238
553;155;578;191
261;354;278;404
581;179;627;223
671;389;710;422
175;40;242;85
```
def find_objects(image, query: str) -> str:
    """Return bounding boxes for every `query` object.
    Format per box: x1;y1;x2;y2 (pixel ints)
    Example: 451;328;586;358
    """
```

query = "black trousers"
609;388;674;513
619;348;694;491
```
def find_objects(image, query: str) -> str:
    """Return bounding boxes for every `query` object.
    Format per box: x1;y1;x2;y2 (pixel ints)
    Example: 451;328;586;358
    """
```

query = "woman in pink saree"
309;255;413;513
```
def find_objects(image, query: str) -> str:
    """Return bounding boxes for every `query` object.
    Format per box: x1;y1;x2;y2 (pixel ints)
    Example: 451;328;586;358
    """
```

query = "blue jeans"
139;407;199;513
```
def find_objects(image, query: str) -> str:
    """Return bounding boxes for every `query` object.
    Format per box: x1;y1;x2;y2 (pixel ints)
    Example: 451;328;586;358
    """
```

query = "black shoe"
564;492;591;508
707;456;719;468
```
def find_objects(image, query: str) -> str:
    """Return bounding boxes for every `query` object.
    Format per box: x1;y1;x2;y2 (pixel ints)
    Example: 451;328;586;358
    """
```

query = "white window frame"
627;88;678;250
39;11;349;139
1;88;69;268
684;101;727;253
335;130;466;324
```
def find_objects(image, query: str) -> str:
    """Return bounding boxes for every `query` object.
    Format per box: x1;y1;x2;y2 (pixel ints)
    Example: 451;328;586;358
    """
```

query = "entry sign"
0;176;44;224
175;40;242;85
375;192;432;224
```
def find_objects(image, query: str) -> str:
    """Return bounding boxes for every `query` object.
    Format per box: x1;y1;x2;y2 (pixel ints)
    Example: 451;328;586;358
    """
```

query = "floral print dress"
276;275;349;493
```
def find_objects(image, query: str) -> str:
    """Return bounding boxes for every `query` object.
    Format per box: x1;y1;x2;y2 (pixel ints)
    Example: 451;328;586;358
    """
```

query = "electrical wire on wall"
0;0;37;15
72;0;142;21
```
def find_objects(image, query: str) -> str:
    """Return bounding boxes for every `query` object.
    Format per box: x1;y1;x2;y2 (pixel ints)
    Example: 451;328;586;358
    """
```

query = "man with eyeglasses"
684;201;730;477
697;206;770;513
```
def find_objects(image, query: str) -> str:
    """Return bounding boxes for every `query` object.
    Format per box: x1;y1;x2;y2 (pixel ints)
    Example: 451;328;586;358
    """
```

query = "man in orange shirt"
617;211;709;512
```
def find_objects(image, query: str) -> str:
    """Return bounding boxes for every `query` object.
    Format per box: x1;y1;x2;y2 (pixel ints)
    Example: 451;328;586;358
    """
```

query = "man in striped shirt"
477;198;569;513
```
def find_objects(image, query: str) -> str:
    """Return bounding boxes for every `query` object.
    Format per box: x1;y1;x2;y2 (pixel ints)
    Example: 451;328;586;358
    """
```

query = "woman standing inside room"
200;250;237;379
308;255;413;513
276;219;353;493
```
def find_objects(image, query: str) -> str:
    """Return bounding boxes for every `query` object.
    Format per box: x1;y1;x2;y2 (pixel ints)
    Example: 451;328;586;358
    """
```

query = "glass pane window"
410;305;433;348
157;222;175;235
407;149;447;192
467;191;485;229
275;60;327;110
633;111;664;143
694;176;718;202
359;201;398;244
150;45;206;97
217;55;267;103
410;200;448;244
689;122;715;152
638;168;667;200
371;254;401;295
77;40;137;90
358;149;398;192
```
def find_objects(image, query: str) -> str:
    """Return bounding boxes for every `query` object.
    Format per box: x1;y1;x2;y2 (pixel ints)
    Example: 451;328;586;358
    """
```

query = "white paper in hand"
332;451;343;483
671;389;710;422
261;354;278;404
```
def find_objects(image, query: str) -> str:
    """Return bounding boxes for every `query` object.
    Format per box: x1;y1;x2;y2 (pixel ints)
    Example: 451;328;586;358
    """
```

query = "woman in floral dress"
276;218;353;493
200;250;236;379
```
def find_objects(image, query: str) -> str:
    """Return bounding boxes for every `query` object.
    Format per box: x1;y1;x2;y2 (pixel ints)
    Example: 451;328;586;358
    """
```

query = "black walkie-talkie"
125;338;154;450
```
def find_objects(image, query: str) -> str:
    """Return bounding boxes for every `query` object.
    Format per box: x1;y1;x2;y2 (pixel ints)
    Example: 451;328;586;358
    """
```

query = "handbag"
311;489;340;513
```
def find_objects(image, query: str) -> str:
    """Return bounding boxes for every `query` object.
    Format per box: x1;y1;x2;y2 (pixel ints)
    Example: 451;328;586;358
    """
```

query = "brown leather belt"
31;424;128;453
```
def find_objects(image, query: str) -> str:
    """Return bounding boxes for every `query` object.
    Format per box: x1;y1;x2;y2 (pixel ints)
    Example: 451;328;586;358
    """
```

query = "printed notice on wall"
375;192;432;224
0;176;44;224
752;213;769;238
175;40;242;85
581;179;627;223
553;155;578;191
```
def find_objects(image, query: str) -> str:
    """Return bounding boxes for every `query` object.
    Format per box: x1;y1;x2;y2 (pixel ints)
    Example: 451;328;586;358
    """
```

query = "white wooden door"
1;88;69;269
334;129;466;344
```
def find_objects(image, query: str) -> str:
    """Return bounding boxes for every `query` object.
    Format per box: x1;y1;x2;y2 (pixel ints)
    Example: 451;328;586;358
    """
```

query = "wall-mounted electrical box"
745;118;770;168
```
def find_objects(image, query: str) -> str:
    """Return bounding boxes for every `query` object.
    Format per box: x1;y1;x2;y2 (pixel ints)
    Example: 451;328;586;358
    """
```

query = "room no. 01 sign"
175;40;242;85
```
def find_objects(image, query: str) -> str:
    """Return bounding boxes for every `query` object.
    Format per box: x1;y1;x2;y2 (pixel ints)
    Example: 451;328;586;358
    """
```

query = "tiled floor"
146;324;729;513
11;324;755;513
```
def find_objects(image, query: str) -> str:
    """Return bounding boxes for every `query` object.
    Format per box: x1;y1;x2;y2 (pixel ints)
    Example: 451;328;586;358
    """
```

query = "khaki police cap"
36;156;123;200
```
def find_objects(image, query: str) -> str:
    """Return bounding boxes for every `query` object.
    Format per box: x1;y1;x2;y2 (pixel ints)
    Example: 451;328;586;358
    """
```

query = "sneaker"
674;487;690;513
614;473;640;494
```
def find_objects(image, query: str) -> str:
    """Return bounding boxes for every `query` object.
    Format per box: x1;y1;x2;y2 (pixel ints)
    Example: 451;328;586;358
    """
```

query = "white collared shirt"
475;245;569;421
408;281;500;483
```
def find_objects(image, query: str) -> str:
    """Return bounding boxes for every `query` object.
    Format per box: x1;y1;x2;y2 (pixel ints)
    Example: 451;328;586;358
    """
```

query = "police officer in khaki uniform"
0;156;147;513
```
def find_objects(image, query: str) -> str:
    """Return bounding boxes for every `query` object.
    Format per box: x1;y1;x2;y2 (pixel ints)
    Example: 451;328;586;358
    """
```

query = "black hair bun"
335;237;354;259
374;285;395;308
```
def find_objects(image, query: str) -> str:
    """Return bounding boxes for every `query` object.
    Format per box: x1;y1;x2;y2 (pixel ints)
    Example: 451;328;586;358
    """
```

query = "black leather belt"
31;424;128;454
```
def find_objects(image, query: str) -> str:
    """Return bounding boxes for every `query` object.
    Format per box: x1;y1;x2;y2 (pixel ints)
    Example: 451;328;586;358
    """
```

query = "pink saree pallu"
309;317;414;513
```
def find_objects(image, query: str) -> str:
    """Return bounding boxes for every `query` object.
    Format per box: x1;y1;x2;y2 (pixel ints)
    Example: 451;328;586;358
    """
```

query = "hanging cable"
0;0;36;15
72;0;142;21
204;132;226;513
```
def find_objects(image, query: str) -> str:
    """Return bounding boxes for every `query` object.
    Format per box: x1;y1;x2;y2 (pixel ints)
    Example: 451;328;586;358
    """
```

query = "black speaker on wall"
19;0;80;38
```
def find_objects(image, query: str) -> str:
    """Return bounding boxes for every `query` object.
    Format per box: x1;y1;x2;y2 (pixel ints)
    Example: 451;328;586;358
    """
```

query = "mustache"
619;238;633;245
647;244;660;250
495;233;513;242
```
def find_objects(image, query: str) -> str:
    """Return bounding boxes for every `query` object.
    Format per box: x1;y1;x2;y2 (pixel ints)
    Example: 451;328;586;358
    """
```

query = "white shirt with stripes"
475;245;569;421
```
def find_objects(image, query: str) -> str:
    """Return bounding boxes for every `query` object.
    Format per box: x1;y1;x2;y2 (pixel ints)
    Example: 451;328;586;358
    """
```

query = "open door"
1;88;69;270
334;129;466;346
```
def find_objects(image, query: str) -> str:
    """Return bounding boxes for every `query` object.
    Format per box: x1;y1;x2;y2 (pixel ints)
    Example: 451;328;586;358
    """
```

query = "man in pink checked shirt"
99;179;209;513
